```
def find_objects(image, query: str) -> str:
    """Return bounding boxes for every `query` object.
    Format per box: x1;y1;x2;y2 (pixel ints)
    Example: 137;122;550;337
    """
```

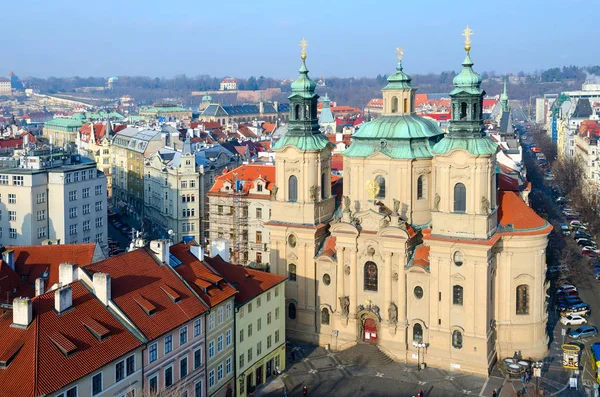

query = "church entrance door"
363;317;378;343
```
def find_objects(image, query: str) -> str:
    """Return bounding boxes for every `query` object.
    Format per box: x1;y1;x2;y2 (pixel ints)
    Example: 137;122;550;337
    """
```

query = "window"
218;307;224;324
248;347;253;362
92;372;102;395
95;217;103;228
240;329;244;342
240;353;245;369
209;341;215;358
452;330;463;349
9;211;16;221
413;323;423;343
226;329;232;346
194;318;202;337
267;292;271;302
256;207;262;218
116;360;125;382
226;303;232;319
194;381;203;397
289;264;297;281
275;307;279;320
149;375;158;394
217;364;223;380
248;324;252;337
414;286;424;299
0;175;7;185
218;205;223;214
275;287;279;297
453;251;464;266
322;274;331;285
226;357;232;374
190;180;196;188
267;335;272;349
180;356;188;378
83;220;91;231
165;335;173;354
209;313;215;330
9;228;17;239
95;185;103;195
8;194;16;204
248;303;252;313
275;330;280;344
454;183;466;212
69;207;77;218
288;175;298;202
391;96;398;113
453;285;464;305
194;347;203;369
37;227;46;238
257;318;262;331
257;341;262;356
165;366;173;388
149;343;157;363
321;308;330;325
83;187;90;198
217;335;223;352
95;201;103;211
180;326;188;345
83;204;90;214
69;224;77;235
126;355;135;376
181;180;188;189
288;303;296;320
375;176;385;199
209;370;215;388
12;176;23;186
96;233;103;243
256;231;262;244
36;192;46;203
516;284;529;315
64;387;77;397
267;312;272;325
69;190;77;201
417;175;427;200
460;102;468;119
364;261;378;291
65;173;72;184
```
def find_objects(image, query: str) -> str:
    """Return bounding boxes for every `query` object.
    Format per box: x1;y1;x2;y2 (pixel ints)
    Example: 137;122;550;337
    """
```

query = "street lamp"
533;361;543;395
413;341;427;371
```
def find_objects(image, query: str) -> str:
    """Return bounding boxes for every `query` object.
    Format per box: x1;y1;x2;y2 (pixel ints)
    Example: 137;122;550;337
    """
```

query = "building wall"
206;298;235;397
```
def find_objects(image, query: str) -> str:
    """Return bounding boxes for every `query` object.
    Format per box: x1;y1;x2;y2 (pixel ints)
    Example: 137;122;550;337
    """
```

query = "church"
266;31;551;376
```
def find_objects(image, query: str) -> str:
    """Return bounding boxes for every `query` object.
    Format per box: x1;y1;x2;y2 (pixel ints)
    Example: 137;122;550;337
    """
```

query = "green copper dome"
344;115;445;159
290;60;317;98
450;53;483;96
383;61;412;90
432;135;498;156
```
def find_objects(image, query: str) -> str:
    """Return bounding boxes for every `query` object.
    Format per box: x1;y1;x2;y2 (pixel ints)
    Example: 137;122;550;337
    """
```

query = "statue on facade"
433;193;441;210
343;196;351;212
339;296;350;317
388;302;398;324
480;196;490;214
309;185;319;202
393;198;401;215
271;185;278;200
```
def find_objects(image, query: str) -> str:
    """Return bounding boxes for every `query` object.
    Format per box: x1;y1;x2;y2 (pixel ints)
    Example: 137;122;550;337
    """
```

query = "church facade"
267;34;551;376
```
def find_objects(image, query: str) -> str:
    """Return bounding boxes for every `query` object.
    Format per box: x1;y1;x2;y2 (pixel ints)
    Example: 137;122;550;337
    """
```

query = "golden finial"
366;179;380;201
395;46;404;61
462;25;473;52
300;38;308;60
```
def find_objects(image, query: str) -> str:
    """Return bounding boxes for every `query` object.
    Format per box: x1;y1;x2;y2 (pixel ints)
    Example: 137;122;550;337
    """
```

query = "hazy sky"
0;0;590;79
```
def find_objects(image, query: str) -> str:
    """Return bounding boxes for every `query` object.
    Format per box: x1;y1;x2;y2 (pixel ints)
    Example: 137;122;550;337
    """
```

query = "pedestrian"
521;374;526;384
291;350;296;361
492;388;497;397
419;389;424;397
303;385;308;397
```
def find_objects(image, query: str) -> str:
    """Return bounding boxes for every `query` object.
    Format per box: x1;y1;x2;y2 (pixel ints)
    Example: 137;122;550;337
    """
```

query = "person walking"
303;385;308;397
492;388;497;397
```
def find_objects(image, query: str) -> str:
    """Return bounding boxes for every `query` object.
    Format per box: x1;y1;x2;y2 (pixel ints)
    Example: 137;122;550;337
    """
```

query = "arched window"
364;261;378;291
288;264;296;282
472;103;478;119
453;285;464;305
413;323;423;343
391;97;398;113
321;308;330;325
453;183;466;212
321;173;326;200
403;98;408;113
294;104;300;120
417;175;427;200
452;330;463;349
288;176;298;202
516;285;529;315
376;176;386;199
460;102;468;119
305;105;310;120
288;303;296;320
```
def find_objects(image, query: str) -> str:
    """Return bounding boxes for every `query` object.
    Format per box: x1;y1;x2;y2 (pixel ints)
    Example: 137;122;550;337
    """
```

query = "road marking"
376;372;384;378
308;369;317;374
418;381;427;385
446;376;455;380
303;358;309;362
403;367;412;372
463;390;472;395
478;377;489;397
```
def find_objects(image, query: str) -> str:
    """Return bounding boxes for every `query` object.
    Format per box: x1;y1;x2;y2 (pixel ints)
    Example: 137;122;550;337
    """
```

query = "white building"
0;78;12;95
220;78;238;91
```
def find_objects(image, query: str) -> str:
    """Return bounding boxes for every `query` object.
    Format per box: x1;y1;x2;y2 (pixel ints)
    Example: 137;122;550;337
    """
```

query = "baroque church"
267;31;551;376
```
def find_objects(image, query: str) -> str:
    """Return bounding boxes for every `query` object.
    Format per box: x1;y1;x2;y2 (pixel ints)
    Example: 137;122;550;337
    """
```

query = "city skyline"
0;0;592;79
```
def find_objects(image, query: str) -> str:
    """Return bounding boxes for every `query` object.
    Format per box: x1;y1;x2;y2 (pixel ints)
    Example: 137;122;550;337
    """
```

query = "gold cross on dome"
300;38;308;60
395;47;404;61
462;25;473;51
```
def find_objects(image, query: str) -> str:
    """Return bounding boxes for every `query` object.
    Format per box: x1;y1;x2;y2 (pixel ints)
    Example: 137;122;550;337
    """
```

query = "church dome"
290;60;317;95
451;53;483;95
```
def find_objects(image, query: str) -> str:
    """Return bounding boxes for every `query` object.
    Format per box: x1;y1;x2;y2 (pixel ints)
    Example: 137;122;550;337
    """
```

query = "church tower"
500;78;510;113
267;40;335;342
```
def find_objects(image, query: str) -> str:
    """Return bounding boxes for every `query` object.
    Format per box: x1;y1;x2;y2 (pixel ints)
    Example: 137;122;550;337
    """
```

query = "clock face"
288;234;297;248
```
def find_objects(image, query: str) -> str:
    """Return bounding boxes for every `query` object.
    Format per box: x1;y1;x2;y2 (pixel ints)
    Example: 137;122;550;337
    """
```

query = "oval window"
453;251;464;267
288;234;297;248
322;274;331;286
414;286;424;299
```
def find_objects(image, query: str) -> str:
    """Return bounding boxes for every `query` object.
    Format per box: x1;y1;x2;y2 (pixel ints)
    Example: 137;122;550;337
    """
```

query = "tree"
246;76;259;91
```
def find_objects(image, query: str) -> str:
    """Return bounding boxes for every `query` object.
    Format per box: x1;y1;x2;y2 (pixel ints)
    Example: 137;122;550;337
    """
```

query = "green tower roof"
383;60;412;90
289;59;317;99
450;53;483;96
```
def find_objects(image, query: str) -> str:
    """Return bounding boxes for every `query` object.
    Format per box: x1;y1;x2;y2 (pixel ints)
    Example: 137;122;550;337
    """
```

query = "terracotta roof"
0;261;34;303
208;164;275;195
9;244;98;291
0;137;24;149
83;248;208;340
497;191;550;233
237;125;258;138
365;98;383;108
318;236;337;258
262;122;276;134
331;153;344;171
482;99;498;108
0;281;143;397
411;245;430;268
498;174;520;191
169;243;237;307
202;255;286;305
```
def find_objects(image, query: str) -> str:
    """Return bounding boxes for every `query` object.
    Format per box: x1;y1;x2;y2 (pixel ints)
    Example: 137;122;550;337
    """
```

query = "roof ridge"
33;297;40;397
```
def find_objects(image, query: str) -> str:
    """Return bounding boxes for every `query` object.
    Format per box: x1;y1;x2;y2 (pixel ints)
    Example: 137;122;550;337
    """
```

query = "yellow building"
43;118;84;147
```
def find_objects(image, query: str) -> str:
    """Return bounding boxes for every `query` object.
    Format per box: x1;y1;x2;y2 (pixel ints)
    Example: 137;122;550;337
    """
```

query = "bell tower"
267;39;335;342
381;47;416;116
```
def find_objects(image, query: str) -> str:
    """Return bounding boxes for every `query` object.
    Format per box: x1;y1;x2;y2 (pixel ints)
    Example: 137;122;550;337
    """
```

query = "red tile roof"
208;164;275;196
83;248;208;340
498;174;520;191
0;261;34;303
365;98;383;108
262;122;277;134
419;113;451;121
497;191;550;233
169;243;237;307
319;236;337;258
9;244;99;291
331;153;344;171
412;245;430;268
202;255;286;305
0;281;143;397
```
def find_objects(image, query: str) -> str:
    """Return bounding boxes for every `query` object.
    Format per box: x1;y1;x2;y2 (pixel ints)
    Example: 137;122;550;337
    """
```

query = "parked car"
557;298;584;311
583;247;600;256
568;325;597;339
575;231;593;240
560;314;588;326
557;197;568;204
577;238;596;247
557;289;579;298
560;224;571;236
557;285;578;293
562;303;591;317
571;220;586;229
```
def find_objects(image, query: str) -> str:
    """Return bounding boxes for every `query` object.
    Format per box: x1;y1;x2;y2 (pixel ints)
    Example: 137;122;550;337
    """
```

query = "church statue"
343;196;351;212
371;304;380;320
339;296;350;317
271;185;278;200
398;221;407;231
433;193;441;210
309;185;319;202
393;198;401;215
480;196;490;213
388;302;398;323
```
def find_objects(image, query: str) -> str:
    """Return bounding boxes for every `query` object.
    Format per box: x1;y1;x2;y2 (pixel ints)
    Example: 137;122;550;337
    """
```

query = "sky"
0;0;591;79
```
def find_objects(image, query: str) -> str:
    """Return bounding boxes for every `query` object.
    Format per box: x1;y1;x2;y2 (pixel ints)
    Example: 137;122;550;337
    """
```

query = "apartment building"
207;256;287;397
170;243;237;397
43;118;85;147
0;159;107;247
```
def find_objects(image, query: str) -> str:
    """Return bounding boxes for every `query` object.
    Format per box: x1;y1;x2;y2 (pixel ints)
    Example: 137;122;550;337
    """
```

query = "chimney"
211;239;230;262
35;278;45;296
149;239;171;264
259;101;264;115
58;263;76;285
55;285;73;313
12;297;32;327
93;273;111;306
190;245;204;261
274;101;278;112
2;249;14;270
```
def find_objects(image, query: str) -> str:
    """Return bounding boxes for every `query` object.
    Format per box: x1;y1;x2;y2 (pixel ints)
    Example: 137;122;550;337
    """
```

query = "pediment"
330;221;359;236
513;273;534;281
451;273;466;281
287;253;298;261
355;209;385;232
377;225;411;239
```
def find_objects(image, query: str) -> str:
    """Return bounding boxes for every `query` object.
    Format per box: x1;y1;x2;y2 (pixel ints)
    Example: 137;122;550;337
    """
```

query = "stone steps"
336;343;395;366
